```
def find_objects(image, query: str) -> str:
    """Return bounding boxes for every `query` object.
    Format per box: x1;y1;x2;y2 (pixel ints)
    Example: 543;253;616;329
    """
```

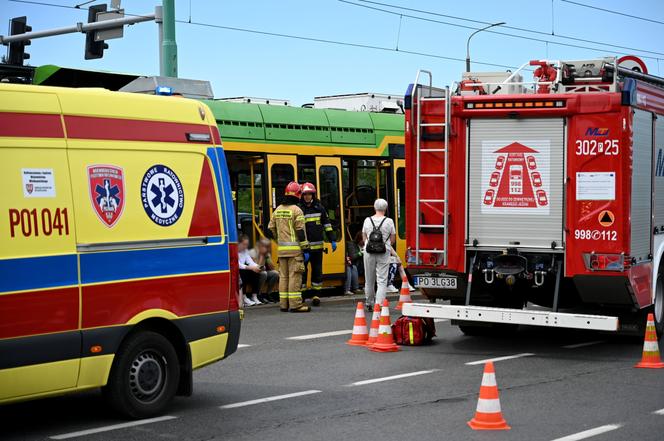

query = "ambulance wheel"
104;331;180;419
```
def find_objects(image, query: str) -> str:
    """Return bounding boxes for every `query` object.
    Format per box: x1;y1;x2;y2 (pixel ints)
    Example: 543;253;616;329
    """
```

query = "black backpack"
365;217;387;254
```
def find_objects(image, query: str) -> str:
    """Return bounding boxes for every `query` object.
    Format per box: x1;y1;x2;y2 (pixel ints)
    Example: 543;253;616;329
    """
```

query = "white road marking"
550;424;622;441
237;344;251;348
433;318;449;323
50;416;177;440
654;408;664;415
219;390;322;409
563;340;605;349
286;330;352;340
465;353;535;366
346;369;439;387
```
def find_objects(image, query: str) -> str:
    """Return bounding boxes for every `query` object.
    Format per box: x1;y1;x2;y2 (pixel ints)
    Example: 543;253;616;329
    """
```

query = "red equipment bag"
392;316;436;345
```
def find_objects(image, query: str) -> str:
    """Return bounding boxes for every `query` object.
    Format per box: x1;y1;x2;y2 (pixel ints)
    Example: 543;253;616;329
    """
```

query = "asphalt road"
3;296;664;441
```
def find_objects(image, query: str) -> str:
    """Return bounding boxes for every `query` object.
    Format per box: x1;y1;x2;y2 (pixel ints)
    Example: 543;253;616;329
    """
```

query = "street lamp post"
465;22;506;72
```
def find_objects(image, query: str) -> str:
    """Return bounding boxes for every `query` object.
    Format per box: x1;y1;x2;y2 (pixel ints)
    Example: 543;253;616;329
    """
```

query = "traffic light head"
84;5;109;60
7;16;31;65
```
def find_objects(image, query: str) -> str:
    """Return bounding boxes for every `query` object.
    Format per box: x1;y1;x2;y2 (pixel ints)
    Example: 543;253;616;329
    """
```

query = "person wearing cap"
298;182;337;304
268;182;311;313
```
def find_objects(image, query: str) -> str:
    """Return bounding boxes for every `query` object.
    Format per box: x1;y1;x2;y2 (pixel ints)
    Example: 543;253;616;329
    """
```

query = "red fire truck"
402;57;664;338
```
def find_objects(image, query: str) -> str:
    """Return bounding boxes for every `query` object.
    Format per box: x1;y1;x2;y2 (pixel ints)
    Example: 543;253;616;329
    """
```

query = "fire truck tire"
103;331;180;419
653;267;664;339
458;324;491;336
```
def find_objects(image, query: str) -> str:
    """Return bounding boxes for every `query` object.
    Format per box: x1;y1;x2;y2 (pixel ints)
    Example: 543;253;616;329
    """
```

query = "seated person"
238;234;264;306
345;231;363;296
249;238;280;303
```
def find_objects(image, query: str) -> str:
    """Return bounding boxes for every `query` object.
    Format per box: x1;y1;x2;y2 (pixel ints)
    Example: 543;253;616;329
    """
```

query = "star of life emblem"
141;164;184;227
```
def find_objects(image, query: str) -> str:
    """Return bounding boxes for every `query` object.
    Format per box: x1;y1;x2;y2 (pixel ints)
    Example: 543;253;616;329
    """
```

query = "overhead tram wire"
7;0;521;71
561;0;664;26
348;0;664;59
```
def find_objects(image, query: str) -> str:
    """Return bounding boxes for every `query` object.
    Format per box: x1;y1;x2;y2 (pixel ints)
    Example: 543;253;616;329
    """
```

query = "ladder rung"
420;173;446;178
420;123;446;127
419;199;446;203
420;149;446;153
419;224;446;228
418;249;447;254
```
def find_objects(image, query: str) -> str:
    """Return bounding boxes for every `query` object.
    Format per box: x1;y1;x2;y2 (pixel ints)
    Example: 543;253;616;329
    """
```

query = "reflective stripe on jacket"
298;200;336;251
268;204;309;257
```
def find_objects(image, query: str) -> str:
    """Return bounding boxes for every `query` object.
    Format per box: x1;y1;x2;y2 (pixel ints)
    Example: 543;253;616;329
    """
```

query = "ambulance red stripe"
0;112;64;138
81;271;231;328
64;115;212;144
0;287;79;339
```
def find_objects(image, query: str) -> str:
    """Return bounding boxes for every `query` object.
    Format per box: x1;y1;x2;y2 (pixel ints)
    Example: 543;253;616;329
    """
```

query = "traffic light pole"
0;13;156;45
159;0;178;77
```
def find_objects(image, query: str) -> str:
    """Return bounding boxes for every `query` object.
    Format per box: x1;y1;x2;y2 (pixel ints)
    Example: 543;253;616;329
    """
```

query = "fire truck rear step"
402;303;620;332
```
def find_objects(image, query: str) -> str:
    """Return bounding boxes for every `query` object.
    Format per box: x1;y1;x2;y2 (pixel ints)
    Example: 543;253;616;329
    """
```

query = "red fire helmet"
285;181;302;198
301;182;317;195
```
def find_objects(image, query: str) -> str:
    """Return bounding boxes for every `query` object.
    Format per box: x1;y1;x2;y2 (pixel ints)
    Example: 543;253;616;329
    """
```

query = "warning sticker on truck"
575;172;615;201
480;141;550;214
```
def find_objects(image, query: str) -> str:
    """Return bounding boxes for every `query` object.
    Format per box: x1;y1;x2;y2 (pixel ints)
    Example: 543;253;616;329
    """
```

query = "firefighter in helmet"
268;181;311;312
298;182;337;305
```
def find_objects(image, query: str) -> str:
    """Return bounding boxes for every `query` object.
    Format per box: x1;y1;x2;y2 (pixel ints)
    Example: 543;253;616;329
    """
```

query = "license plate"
413;276;457;289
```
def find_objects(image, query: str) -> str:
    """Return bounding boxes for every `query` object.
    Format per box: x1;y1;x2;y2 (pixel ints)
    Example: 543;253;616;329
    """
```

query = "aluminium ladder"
413;70;450;266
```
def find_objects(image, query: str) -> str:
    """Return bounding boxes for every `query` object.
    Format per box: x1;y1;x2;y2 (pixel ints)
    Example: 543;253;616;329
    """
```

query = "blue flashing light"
155;86;174;96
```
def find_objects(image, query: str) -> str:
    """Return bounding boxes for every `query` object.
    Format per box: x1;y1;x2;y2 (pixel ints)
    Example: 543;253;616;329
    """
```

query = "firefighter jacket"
298;200;336;251
268;203;309;257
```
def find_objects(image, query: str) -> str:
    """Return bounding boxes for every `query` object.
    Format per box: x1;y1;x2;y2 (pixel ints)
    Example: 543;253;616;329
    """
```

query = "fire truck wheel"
654;268;664;339
103;331;180;419
458;324;490;336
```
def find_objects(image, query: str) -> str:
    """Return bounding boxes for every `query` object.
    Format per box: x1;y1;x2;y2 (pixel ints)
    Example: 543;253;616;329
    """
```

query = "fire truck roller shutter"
468;118;565;249
631;109;654;264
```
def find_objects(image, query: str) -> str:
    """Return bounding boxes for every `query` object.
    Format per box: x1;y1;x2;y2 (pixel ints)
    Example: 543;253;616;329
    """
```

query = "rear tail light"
229;242;240;311
583;253;624;272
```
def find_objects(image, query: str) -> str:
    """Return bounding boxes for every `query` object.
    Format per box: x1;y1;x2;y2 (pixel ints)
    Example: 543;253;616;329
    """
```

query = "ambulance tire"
104;331;180;419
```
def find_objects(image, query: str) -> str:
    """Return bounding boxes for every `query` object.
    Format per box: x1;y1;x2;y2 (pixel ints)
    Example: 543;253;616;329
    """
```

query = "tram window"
319;165;343;241
298;156;316;185
236;170;264;244
271;164;294;208
396;167;406;238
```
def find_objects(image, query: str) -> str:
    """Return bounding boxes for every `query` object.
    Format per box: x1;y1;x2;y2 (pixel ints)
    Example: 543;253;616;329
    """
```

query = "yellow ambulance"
0;82;241;417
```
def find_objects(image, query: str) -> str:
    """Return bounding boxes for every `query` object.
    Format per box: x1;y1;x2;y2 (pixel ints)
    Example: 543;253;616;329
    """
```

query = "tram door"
315;157;345;277
267;155;298;260
392;159;406;265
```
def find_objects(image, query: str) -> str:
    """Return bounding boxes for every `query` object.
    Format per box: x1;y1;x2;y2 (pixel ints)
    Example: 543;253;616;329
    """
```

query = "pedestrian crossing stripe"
598;210;615;227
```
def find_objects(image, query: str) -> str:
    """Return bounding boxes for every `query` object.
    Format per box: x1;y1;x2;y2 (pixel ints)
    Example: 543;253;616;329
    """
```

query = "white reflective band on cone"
353;325;368;335
481;373;497;387
643;341;660;352
381;306;390;315
369;328;378;338
378;324;391;334
475;398;502;413
354;310;363;318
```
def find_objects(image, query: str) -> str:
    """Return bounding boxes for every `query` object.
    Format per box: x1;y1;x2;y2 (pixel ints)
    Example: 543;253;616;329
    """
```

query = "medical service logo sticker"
88;165;125;227
141;164;184;226
481;141;550;215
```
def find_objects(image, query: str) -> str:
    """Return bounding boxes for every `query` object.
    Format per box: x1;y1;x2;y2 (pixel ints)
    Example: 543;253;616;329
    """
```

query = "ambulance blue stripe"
80;243;230;284
0;254;78;293
209;147;238;243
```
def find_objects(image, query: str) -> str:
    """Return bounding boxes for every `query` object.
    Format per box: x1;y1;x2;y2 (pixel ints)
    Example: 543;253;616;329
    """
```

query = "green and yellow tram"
202;100;406;287
27;65;406;289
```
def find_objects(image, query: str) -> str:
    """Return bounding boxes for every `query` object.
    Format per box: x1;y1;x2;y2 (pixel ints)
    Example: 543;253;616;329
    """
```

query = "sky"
2;0;664;104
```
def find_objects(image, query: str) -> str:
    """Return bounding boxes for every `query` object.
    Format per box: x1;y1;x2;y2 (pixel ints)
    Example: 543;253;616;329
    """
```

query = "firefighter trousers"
302;250;323;295
278;255;305;310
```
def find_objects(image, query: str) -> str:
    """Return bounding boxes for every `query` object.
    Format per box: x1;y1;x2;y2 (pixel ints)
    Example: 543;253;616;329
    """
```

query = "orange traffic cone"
369;299;399;352
467;362;511;431
366;303;381;347
396;275;413;310
635;313;664;369
347;302;369;346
